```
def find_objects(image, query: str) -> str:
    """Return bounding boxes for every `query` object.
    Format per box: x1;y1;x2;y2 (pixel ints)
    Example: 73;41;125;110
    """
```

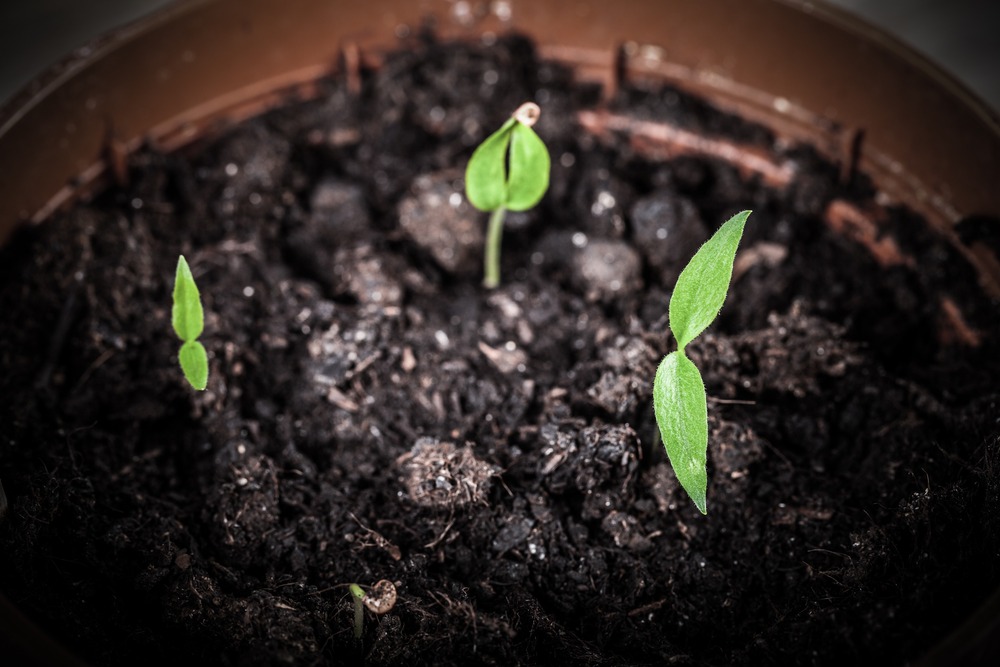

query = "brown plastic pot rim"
0;0;1000;231
776;0;999;131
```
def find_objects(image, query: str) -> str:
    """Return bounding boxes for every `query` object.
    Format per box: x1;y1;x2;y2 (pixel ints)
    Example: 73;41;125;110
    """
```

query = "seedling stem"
484;206;507;289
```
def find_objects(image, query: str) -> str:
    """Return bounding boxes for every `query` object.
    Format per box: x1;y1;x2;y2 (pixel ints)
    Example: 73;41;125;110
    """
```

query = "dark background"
0;0;998;111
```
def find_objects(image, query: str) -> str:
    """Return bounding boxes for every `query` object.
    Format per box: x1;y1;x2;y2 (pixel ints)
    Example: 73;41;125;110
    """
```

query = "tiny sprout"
465;102;551;288
652;210;751;515
349;580;397;639
349;583;365;639
171;255;208;391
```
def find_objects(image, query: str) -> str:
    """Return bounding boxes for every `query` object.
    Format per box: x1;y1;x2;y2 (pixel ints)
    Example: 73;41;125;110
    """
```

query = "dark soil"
1;33;999;667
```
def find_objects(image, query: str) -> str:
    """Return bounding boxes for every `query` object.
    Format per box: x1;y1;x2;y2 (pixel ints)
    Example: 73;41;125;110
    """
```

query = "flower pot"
1;1;998;665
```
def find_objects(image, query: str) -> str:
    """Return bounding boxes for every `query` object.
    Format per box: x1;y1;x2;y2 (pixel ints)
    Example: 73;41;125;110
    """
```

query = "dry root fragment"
823;199;914;267
577;109;796;187
938;296;982;347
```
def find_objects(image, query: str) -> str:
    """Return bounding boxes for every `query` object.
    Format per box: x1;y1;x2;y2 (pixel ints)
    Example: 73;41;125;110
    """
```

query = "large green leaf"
669;210;750;350
179;340;208;391
653;351;709;514
505;122;550;211
465;118;516;212
172;255;203;342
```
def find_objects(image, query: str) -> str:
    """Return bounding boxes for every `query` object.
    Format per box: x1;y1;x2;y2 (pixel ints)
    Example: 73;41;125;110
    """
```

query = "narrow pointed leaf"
653;351;709;514
465;118;516;212
669;210;750;349
505;122;550;211
179;340;208;391
172;255;203;342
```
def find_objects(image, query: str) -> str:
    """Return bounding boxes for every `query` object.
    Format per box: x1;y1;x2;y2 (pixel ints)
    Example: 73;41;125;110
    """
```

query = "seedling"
171;255;208;391
348;580;397;639
653;210;751;515
465;102;551;288
349;583;365;639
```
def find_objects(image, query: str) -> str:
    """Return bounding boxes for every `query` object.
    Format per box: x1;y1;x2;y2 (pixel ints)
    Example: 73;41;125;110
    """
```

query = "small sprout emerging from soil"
349;583;366;639
653;210;751;515
349;580;398;639
171;255;208;391
465;102;551;288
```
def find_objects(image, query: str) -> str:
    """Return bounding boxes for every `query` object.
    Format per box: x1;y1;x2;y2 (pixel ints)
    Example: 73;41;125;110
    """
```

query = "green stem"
350;584;365;639
484;206;507;289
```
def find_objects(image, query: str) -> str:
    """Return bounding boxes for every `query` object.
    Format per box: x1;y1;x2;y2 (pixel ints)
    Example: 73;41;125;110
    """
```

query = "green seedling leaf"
179;341;208;391
653;210;751;515
505;122;550;211
465;102;551;288
653;351;709;514
465;118;516;212
172;255;204;342
669;210;750;350
171;255;208;391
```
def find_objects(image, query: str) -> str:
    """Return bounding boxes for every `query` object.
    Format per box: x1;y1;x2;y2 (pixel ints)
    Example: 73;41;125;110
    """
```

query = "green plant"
348;580;397;639
349;583;366;639
653;210;751;514
465;102;550;288
171;255;208;391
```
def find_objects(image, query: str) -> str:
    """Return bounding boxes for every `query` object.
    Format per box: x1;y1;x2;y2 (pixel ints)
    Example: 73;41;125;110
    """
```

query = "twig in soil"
822;199;913;268
627;597;667;618
839;127;865;186
938;296;982;347
423;511;456;550
0;478;7;522
707;396;757;406
70;348;115;395
347;512;402;560
340;42;363;95
110;447;163;483
103;130;130;188
36;279;82;391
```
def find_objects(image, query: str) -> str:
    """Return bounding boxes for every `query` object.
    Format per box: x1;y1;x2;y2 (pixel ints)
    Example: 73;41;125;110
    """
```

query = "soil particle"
208;450;281;567
540;423;643;520
397;170;484;275
570;238;643;303
396;438;498;508
630;190;709;284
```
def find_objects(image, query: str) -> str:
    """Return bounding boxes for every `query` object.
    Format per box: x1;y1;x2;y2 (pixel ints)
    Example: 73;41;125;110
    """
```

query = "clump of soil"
1;33;999;667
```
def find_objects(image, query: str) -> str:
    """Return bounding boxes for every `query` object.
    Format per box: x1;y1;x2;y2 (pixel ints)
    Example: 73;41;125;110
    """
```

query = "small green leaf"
653;351;709;514
179;340;208;391
505;122;550;211
669;210;750;350
172;255;204;342
465;118;516;212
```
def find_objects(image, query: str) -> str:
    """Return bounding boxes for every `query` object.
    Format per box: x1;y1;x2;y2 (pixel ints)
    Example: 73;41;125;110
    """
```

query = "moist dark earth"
1;34;999;667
